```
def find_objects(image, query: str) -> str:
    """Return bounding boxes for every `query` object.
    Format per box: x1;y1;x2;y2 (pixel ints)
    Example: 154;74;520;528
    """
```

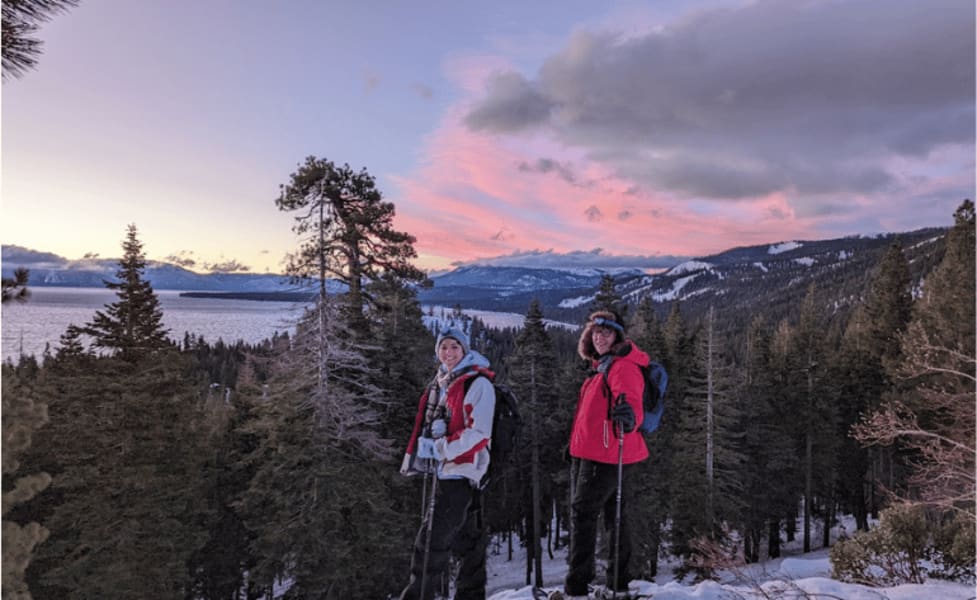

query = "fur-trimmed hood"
577;310;629;361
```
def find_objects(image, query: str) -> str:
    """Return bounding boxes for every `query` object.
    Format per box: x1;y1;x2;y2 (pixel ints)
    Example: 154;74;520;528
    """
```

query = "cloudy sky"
3;0;973;274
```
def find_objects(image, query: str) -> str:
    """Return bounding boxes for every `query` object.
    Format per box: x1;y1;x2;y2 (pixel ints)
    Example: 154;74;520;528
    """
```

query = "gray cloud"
464;0;975;201
450;248;687;271
517;157;589;187
490;226;513;241
465;71;554;131
204;259;251;273
584;205;603;222
165;253;197;268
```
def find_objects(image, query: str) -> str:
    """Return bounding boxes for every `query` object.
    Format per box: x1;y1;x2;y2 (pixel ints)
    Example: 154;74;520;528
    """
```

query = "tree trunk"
706;306;715;530
768;520;781;559
530;361;544;586
803;366;813;553
822;490;833;549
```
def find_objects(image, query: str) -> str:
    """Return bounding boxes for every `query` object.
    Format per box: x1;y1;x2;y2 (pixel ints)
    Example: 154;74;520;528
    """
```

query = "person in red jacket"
555;310;649;600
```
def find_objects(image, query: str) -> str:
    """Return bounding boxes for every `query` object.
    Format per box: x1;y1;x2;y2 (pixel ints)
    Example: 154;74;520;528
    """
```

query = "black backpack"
463;371;522;488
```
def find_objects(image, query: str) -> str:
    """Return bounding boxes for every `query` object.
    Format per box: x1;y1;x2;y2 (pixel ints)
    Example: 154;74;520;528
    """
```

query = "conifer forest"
3;159;974;599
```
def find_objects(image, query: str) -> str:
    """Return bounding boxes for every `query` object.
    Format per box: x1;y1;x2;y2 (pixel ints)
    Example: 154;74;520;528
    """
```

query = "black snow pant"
565;458;633;596
400;478;487;600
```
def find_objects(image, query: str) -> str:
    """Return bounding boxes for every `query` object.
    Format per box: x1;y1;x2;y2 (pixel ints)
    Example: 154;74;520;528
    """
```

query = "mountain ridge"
2;227;948;325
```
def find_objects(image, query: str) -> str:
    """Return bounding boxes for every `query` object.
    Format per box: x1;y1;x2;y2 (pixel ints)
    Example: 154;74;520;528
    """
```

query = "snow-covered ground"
422;306;578;332
482;519;976;600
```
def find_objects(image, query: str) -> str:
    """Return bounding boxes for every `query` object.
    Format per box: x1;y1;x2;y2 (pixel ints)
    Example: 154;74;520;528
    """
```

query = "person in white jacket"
399;325;495;600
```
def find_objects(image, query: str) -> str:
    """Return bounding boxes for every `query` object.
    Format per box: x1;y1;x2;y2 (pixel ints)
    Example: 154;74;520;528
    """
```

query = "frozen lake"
1;287;307;362
1;288;579;363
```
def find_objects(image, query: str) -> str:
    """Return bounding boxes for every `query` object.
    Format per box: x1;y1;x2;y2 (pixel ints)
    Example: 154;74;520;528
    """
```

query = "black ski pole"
419;471;438;600
613;394;626;600
420;470;429;519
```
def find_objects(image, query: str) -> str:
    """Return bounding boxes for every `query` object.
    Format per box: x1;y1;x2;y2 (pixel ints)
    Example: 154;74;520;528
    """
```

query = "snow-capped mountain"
418;265;643;314
1;245;301;292
3;225;948;323
419;227;947;324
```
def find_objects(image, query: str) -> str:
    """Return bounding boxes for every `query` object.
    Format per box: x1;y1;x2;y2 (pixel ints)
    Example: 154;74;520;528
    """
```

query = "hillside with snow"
478;515;974;600
412;227;948;326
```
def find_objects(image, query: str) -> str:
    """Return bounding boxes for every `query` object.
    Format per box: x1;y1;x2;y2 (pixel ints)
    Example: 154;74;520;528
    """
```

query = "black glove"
611;401;636;433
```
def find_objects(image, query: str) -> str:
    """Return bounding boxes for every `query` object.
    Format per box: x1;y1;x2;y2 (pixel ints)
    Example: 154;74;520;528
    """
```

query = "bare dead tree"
854;323;976;525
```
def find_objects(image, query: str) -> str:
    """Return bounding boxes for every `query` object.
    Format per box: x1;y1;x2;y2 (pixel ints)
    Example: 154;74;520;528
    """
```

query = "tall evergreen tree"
736;316;796;562
856;200;976;524
275;156;429;327
786;285;837;552
659;303;714;575
865;243;913;365
670;306;744;578
834;243;913;529
506;300;560;586
591;274;627;317
85;224;170;359
24;347;210;599
235;300;405;598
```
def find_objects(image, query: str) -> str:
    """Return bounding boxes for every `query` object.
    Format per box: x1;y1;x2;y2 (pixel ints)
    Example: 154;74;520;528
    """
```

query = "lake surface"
1;287;307;362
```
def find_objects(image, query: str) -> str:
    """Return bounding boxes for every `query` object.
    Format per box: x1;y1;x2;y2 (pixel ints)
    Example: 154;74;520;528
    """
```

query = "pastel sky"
2;0;974;274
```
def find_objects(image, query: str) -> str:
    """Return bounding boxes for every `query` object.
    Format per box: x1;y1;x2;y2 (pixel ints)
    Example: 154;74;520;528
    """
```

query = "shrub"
831;503;973;586
831;503;928;585
931;514;976;582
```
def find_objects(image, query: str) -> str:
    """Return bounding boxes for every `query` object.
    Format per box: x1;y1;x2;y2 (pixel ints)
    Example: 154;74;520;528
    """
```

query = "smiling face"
438;337;465;371
591;325;618;356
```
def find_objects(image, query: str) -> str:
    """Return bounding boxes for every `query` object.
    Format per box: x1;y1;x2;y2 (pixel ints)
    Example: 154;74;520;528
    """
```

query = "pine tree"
24;348;210;599
670;306;745;577
660;303;714;574
865;243;913;366
364;275;436;442
591;274;627;317
737;316;796;562
834;243;913;529
856;200;976;524
787;285;837;552
85;224;170;359
506;300;560;586
1;0;78;80
275;156;429;327
235;300;406;597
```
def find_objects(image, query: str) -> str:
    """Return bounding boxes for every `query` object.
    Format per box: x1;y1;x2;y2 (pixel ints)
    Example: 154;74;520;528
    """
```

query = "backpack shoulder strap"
461;366;494;393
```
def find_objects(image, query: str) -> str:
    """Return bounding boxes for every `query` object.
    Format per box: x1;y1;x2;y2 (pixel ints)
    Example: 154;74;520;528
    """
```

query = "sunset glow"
3;0;972;274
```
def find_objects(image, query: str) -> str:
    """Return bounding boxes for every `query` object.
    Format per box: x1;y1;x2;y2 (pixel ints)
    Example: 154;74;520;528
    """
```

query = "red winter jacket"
569;342;650;465
406;367;493;473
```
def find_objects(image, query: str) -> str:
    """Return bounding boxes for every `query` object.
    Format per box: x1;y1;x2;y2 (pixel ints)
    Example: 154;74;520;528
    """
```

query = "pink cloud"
391;110;831;270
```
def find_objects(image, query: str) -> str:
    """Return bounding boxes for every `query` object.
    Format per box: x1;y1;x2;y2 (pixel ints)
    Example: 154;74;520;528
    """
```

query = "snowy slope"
483;536;974;600
474;514;974;600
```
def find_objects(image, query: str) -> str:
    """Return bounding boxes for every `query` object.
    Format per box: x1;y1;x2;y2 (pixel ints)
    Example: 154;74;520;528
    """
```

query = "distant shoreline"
179;291;316;302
